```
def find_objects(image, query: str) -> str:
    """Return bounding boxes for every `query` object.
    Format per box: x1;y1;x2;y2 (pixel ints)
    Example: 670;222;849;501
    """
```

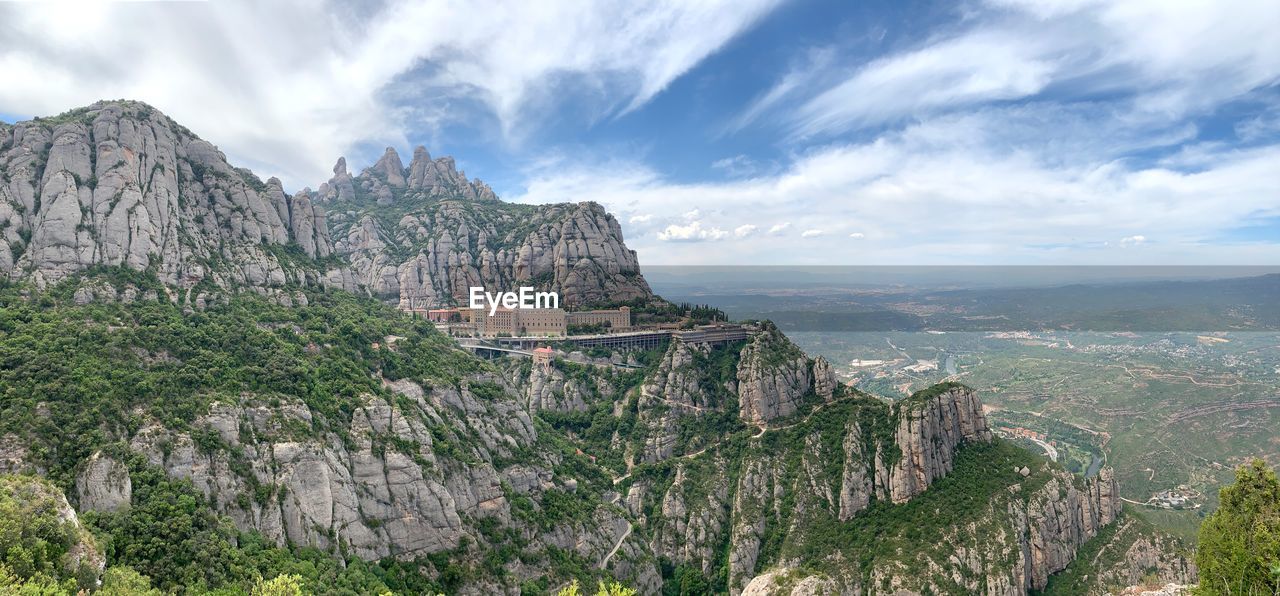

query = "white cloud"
509;106;1280;265
801;229;824;238
710;154;765;177
765;0;1280;138
0;0;782;187
682;209;701;220
726;46;837;134
628;214;654;224
1120;235;1147;247
657;221;729;242
734;224;758;238
793;31;1056;136
849;232;865;239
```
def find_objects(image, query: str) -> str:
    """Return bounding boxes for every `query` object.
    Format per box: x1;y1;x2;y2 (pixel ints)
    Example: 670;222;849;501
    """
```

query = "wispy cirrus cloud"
736;0;1280;139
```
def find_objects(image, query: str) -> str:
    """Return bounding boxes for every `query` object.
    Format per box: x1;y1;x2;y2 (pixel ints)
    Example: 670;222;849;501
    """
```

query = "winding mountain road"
598;521;633;569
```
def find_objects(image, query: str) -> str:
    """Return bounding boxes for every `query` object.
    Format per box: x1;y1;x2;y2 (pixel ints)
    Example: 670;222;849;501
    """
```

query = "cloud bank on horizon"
1;0;1277;265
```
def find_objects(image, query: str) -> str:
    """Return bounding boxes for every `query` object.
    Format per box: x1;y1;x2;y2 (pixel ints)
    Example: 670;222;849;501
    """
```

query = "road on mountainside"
598;521;633;569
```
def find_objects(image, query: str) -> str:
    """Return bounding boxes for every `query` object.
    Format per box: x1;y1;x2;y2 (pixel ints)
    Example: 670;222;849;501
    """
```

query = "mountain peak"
368;146;407;193
0;101;339;290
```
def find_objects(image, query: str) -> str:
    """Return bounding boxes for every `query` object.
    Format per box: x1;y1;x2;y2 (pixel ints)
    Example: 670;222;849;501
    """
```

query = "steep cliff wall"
328;195;651;308
0;102;336;290
1039;514;1198;595
0;102;653;308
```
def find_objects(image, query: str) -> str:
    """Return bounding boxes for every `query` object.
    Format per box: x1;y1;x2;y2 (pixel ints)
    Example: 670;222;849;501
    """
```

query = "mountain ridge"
0;101;1197;594
0;100;651;307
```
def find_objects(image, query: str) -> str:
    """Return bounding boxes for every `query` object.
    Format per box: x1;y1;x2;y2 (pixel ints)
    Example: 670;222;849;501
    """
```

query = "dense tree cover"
786;439;1050;584
0;447;482;594
555;579;637;596
0;475;95;592
0;268;484;487
1195;459;1280;595
81;453;431;594
0;269;579;593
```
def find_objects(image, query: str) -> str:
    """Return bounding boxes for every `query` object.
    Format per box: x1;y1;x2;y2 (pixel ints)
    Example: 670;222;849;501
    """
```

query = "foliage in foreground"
1194;459;1280;595
556;579;637;596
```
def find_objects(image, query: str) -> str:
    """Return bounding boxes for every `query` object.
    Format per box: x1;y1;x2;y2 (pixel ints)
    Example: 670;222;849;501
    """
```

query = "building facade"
451;306;634;337
565;306;631;331
472;307;567;337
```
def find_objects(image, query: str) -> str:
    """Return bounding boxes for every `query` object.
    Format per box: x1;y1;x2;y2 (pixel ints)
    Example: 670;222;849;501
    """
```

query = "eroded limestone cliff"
0;102;336;290
0;102;652;308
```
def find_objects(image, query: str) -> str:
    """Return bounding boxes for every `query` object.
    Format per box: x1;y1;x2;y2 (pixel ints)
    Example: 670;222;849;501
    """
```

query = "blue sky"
2;0;1278;265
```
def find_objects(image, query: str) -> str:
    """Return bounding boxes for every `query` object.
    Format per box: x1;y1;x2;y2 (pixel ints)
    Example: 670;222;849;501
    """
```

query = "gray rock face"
123;386;510;560
741;570;844;595
650;460;730;574
331;199;650;308
633;341;725;463
372;147;406;189
2;102;652;311
738;463;1122;595
736;329;812;425
317;157;357;203
512;361;617;413
0;101;342;292
812;356;838;401
887;385;992;503
75;452;132;513
1076;516;1197;592
109;373;659;593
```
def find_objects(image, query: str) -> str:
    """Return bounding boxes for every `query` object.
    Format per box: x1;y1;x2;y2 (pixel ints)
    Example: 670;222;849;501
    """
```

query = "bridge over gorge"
455;338;535;359
454;324;752;359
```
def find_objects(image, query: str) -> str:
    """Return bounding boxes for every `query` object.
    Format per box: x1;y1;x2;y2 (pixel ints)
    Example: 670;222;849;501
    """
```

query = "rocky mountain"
1038;514;1197;595
319;146;650;308
0;101;651;307
0;101;340;294
0;102;1194;595
1;274;1167;594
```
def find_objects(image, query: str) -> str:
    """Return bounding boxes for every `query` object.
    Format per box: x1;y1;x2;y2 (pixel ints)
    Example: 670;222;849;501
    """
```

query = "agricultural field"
788;330;1280;540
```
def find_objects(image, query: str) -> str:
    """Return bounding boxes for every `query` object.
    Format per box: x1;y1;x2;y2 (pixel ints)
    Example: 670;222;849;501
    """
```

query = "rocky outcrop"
0;101;341;291
887;384;992;503
1;102;650;309
742;462;1122;595
1097;524;1197;590
650;459;731;574
812;356;838;401
741;569;846;595
316;157;357;203
1050;515;1197;595
735;329;812;425
1021;466;1121;589
634;341;725;462
403;146;498;201
285;188;333;259
512;360;619;413
330;198;650;308
119;378;537;560
1120;584;1193;596
75;452;132;513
